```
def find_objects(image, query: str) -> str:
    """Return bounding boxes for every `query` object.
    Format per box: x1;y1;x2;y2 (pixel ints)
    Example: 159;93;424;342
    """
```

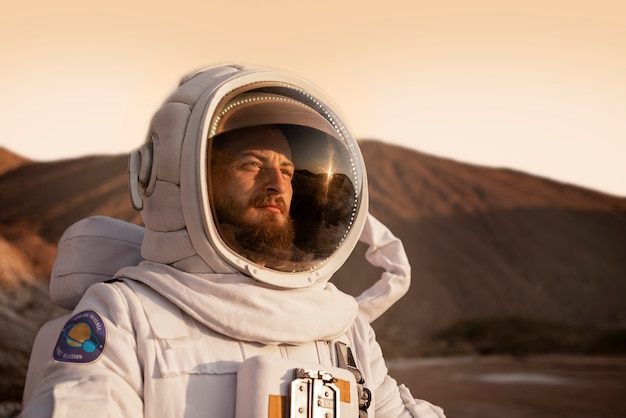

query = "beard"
214;193;295;258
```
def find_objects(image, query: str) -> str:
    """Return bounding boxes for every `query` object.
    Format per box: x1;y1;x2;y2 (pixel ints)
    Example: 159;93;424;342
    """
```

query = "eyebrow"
237;150;294;168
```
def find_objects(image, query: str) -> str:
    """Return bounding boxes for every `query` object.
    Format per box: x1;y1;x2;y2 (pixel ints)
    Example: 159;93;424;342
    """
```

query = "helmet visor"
207;85;363;273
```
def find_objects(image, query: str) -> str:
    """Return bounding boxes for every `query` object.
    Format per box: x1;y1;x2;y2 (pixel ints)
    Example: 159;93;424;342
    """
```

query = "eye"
241;160;262;171
281;167;294;178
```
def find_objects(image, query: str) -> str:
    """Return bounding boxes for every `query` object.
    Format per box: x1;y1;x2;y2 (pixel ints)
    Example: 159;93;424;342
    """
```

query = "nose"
261;168;289;194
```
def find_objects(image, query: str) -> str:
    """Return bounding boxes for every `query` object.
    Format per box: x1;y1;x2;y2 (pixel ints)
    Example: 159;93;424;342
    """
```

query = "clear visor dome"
206;82;364;274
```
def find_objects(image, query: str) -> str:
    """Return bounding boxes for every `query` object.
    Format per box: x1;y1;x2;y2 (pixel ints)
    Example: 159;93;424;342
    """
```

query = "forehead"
215;125;292;160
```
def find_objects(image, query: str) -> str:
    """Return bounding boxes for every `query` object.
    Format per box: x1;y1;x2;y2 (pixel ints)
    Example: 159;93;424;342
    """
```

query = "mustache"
250;195;289;213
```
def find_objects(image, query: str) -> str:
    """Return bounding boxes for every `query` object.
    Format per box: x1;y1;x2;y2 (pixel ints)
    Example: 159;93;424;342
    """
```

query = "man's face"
210;125;295;252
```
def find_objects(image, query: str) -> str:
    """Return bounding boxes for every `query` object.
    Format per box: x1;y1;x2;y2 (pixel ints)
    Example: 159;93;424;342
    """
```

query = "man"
21;64;445;417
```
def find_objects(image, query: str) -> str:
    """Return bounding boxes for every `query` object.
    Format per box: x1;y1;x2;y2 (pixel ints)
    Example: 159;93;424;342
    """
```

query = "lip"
257;205;282;214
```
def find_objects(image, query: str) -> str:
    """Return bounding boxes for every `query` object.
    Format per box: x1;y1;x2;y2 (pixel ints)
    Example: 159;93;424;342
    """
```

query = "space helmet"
129;64;368;289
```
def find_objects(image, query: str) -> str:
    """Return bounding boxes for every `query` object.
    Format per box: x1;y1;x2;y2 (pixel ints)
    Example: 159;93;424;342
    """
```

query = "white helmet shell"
129;64;369;289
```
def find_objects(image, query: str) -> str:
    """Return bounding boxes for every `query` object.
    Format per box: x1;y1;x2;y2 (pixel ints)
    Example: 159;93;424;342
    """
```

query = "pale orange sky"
1;0;625;196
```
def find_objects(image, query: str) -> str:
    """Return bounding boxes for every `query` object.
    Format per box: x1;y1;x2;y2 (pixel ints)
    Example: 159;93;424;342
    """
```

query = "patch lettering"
53;310;107;364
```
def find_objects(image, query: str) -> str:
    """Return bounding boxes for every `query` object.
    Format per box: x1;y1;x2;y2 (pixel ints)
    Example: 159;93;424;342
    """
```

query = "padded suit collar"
115;261;359;345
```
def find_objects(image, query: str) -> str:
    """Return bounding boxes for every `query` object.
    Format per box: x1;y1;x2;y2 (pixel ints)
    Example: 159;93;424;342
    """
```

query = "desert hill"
0;147;30;176
1;140;625;408
338;141;626;356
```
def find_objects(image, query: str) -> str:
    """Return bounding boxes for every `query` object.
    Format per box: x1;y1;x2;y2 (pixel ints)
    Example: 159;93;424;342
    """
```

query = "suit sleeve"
21;282;144;417
351;315;446;418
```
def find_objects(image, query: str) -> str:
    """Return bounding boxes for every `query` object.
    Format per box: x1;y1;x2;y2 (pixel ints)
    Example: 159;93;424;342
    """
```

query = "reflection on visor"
286;125;358;259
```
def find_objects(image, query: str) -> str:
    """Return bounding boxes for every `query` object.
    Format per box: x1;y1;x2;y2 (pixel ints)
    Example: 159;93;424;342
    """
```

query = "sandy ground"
387;355;626;418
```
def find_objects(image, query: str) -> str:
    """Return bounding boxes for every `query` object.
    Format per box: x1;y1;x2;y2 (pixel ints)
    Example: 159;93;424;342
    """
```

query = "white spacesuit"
20;64;446;417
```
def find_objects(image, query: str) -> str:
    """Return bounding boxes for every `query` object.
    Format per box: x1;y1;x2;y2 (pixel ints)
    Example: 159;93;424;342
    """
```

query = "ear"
128;135;158;211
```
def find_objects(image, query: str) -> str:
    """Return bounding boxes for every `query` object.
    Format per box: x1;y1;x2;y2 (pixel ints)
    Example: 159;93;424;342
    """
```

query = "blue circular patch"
53;310;107;364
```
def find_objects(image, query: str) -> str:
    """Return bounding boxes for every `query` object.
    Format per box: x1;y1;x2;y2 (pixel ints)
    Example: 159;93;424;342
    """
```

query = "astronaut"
21;64;446;417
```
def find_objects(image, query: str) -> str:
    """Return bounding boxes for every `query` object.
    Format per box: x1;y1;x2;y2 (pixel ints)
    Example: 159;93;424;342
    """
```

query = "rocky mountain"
1;141;625;409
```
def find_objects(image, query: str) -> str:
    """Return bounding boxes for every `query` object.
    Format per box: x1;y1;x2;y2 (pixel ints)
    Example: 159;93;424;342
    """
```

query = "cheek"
231;173;257;195
217;173;256;201
210;173;225;200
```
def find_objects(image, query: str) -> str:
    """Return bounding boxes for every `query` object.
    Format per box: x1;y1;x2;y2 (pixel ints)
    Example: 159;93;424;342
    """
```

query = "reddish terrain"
388;355;626;418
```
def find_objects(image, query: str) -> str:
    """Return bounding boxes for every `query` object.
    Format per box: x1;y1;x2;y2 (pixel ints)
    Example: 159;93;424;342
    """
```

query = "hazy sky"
1;1;625;196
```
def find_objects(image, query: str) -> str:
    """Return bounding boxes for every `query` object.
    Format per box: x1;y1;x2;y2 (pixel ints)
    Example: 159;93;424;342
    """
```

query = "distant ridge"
0;147;31;176
359;139;625;221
